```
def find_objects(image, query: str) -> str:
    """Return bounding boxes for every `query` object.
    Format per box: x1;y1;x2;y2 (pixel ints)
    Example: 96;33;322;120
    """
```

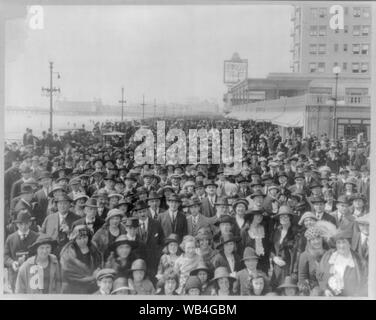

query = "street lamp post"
118;87;126;122
41;61;60;133
332;66;341;140
140;95;146;121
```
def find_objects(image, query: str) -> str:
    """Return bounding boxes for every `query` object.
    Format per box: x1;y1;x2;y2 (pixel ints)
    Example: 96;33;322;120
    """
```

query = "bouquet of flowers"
327;274;344;296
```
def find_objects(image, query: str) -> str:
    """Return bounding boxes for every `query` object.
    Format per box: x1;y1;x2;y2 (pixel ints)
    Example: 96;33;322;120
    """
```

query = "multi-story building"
225;72;371;139
290;3;371;74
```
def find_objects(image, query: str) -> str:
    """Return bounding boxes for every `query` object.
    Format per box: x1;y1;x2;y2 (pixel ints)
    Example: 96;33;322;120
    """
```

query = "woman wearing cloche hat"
104;234;137;279
155;234;181;281
15;234;61;294
297;226;328;296
91;208;126;261
210;266;237;296
60;225;102;294
241;209;271;274
211;233;242;277
270;205;299;290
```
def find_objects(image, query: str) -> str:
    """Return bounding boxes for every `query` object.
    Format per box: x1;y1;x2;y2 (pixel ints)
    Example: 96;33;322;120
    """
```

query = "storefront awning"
271;110;304;127
226;108;304;127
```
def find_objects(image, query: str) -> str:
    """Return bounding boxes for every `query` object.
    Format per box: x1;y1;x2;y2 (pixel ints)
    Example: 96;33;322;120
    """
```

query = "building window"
345;88;368;95
309;62;317;73
318;44;326;54
333;62;339;68
319;26;326;36
343;62;347;71
334;44;339;52
319;8;327;17
362;26;369;36
353;25;361;36
309;44;317;54
311;8;318;18
352;44;360;54
361;44;369;55
318;62;325;72
353;7;361;17
310;26;318;36
343;44;348;52
362;7;370;18
344;25;348;33
361;63;369;73
352;63;360;73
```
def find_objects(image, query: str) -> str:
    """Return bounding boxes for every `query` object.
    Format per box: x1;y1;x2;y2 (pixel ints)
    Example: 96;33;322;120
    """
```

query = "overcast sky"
5;5;292;107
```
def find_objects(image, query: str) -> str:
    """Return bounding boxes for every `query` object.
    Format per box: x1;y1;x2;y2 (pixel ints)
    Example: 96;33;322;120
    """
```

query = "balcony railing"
231;94;371;109
306;94;370;107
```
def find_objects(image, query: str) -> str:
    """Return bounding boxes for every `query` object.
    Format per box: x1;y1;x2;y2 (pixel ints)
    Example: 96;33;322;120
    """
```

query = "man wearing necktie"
310;196;336;226
4;211;39;291
158;194;187;240
72;198;104;234
200;179;218;218
329;195;355;229
41;194;80;255
147;191;162;220
186;197;210;237
134;200;164;280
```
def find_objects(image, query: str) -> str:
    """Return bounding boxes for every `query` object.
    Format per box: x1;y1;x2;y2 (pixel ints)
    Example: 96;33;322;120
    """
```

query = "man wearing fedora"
158;194;187;241
236;176;252;198
169;174;182;194
234;247;270;296
122;217;147;261
186;197;210;237
99;174;117;195
10;165;33;201
329;195;355;230
4;211;39;292
33;171;52;227
147;191;162;220
87;170;105;197
310;196;337;226
72;198;105;234
200;179;218;218
67;177;86;200
141;171;156;192
93;189;110;221
9;183;38;222
135;200;164;281
41;194;80;254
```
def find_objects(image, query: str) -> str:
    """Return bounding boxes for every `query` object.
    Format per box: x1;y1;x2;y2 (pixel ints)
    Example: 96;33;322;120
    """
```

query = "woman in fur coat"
60;225;102;294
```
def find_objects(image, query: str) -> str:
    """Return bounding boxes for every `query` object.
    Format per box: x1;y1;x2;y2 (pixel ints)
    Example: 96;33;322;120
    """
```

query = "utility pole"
42;61;60;133
140;95;147;120
332;66;341;140
154;98;156;118
118;87;126;122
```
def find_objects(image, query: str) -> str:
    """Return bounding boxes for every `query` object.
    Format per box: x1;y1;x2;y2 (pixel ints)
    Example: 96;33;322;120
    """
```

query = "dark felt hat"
250;190;266;199
167;194;182;203
28;234;57;254
110;234;137;251
164;233;180;246
14;211;32;224
214;215;234;227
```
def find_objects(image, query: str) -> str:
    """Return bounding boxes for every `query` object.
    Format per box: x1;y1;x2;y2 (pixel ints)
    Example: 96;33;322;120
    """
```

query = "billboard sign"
224;53;248;85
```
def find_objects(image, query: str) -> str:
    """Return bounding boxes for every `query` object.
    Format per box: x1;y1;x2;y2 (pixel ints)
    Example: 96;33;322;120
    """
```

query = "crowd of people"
3;117;370;296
